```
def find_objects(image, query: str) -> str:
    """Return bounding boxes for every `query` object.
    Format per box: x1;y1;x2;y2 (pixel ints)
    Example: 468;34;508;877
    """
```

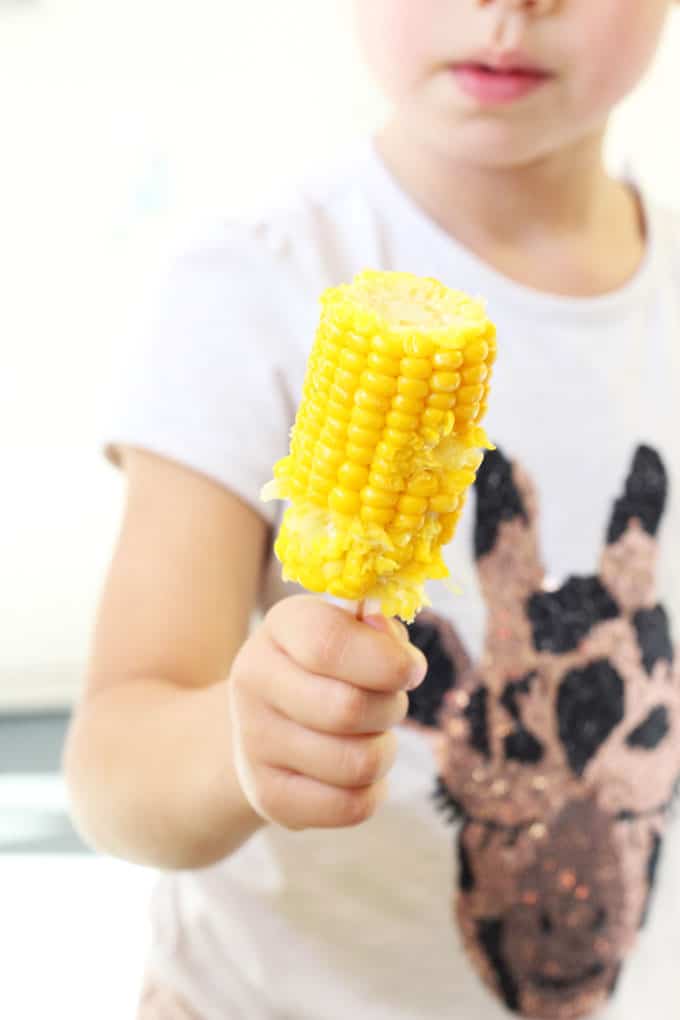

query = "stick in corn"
262;270;497;622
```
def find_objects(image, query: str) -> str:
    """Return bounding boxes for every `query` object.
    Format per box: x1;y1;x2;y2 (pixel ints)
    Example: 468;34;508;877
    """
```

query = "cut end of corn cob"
262;270;497;622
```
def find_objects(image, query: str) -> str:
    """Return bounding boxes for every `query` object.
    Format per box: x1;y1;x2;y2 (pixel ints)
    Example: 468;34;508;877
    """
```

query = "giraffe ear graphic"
599;445;668;615
606;445;667;544
474;447;545;605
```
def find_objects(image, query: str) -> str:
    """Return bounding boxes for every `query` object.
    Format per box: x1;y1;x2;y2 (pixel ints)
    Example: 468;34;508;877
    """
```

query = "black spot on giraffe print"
499;673;544;762
474;448;528;560
527;576;619;654
500;673;536;720
458;833;476;893
433;776;464;824
476;918;520;1013
626;706;670;751
406;617;460;727
606;445;667;544
608;966;623;997
557;660;625;776
640;833;663;929
633;606;674;674
504;727;544;765
465;687;491;759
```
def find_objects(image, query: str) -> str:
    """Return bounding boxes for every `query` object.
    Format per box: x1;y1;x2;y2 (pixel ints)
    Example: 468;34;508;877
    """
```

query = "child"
65;1;680;1018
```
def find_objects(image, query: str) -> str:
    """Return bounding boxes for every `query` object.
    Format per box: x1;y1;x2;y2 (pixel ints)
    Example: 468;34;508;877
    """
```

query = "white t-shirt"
103;140;680;1020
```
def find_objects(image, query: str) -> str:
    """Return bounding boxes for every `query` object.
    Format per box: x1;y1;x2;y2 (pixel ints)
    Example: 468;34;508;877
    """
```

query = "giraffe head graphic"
408;446;680;1018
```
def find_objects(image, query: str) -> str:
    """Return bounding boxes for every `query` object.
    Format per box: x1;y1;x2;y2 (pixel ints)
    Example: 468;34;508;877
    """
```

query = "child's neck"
376;120;646;298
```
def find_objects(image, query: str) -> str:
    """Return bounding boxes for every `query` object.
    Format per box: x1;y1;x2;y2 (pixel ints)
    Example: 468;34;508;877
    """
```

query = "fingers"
266;596;427;694
253;766;389;831
249;640;409;735
229;595;425;833
245;707;399;789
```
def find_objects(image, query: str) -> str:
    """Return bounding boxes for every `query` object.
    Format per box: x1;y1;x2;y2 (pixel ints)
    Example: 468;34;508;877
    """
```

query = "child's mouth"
451;62;552;105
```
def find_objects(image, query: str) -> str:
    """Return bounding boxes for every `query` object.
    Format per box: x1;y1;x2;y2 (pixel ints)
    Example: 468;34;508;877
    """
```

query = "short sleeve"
101;222;300;525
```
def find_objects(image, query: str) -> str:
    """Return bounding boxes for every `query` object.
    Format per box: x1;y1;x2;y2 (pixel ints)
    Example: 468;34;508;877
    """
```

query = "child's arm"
63;446;267;867
64;447;426;870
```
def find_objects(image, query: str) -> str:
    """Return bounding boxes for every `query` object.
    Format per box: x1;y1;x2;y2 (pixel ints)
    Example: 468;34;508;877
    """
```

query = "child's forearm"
63;676;265;869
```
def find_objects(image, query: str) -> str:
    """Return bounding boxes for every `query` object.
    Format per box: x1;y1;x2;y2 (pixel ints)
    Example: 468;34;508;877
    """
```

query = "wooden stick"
355;599;366;622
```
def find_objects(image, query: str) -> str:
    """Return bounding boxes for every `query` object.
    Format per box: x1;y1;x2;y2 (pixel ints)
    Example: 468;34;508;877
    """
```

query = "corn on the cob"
262;270;497;621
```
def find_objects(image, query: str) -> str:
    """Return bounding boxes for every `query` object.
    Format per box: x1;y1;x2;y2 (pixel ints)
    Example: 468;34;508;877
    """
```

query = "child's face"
354;0;675;166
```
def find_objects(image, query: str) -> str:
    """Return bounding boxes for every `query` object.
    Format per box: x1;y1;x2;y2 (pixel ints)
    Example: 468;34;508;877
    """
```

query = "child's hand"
228;595;427;831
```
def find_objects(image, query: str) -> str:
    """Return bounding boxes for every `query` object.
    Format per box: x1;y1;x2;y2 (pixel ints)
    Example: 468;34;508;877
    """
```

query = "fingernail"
388;618;410;644
363;614;391;634
406;646;428;690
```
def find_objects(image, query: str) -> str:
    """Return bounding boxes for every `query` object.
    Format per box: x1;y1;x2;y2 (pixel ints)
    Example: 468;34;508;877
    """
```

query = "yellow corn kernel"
392;393;424;414
397;377;429;399
464;340;489;363
462;364;488;385
386;410;419;431
361;486;400;509
345;442;374;465
408;472;439;498
427;392;455;410
351;407;384;430
398;494;428;516
392;512;425;532
459;383;485;404
382;428;411;450
455;404;479;426
329;487;361;514
339;348;365;374
374;441;400;463
405;336;437;357
345;331;371;354
431;371;461;393
347;423;382;447
356;389;391;412
422;408;446;428
430;492;460;514
263;269;497;620
369;470;405;494
361;505;395;526
401;357;433;380
367;351;400;376
338;462;369;490
315;443;344;468
371;334;403;357
361;370;398;397
321;417;347;442
433;349;463;370
327;398;352;421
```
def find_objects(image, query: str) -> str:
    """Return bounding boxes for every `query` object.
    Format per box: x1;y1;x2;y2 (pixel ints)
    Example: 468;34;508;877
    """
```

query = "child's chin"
432;110;569;170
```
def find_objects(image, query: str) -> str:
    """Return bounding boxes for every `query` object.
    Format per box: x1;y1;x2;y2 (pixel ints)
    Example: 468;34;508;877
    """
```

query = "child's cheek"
566;0;671;114
353;0;442;99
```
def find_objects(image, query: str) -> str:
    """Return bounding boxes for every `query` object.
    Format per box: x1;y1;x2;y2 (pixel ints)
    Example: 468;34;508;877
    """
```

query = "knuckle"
340;788;376;828
393;647;416;686
309;611;349;675
333;683;367;731
394;691;410;724
341;739;382;787
382;730;399;769
256;767;293;824
266;596;316;649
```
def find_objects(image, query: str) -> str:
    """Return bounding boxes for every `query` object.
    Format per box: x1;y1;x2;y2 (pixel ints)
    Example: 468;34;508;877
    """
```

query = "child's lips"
451;62;552;105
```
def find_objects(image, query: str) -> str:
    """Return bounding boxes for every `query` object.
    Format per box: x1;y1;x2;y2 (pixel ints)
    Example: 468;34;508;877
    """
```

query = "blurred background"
0;1;678;1017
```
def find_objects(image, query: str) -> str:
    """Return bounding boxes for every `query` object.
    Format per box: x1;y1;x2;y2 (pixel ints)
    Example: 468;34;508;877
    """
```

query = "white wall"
1;1;678;707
